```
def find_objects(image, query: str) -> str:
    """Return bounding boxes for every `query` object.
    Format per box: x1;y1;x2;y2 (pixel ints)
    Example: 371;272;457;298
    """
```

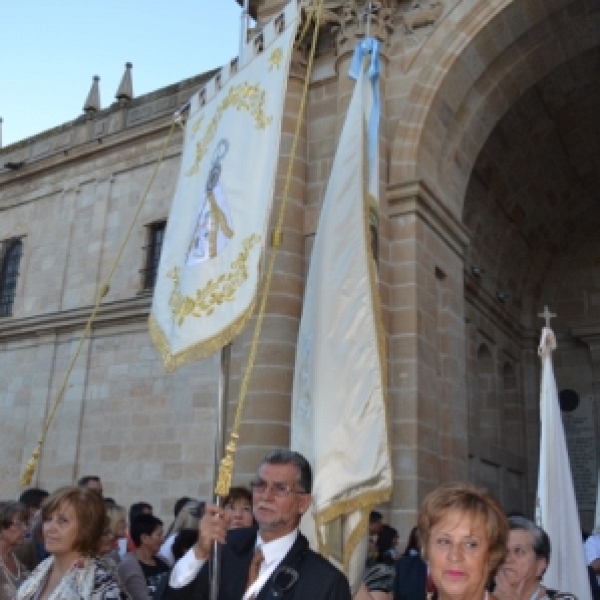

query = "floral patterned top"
17;556;127;600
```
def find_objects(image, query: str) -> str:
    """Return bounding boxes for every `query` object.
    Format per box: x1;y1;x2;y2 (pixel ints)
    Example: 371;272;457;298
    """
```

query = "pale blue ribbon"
348;38;381;174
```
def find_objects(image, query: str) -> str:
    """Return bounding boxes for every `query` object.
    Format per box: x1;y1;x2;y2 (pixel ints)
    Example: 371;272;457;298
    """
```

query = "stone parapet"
0;71;216;170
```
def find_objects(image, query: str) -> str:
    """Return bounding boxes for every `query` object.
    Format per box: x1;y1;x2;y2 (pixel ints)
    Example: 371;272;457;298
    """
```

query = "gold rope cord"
214;0;326;497
20;120;180;486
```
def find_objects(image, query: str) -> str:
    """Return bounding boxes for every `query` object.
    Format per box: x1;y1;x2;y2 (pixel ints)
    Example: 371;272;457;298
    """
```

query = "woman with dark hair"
222;487;253;530
393;526;429;600
17;487;125;600
376;526;400;565
403;527;420;557
363;525;398;599
0;501;29;600
118;514;169;600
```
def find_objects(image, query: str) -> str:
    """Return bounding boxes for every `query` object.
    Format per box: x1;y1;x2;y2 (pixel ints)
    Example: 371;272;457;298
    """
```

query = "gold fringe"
148;292;256;371
314;488;392;571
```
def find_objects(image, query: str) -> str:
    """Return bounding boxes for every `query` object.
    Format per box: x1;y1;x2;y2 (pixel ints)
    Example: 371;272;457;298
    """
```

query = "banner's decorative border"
186;83;273;176
168;234;261;325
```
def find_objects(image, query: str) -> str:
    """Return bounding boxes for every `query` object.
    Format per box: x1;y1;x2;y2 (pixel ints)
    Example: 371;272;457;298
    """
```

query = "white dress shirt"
584;533;600;583
169;528;299;600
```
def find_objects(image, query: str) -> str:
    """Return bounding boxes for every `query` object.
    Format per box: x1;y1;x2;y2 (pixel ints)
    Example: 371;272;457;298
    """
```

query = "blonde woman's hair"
106;503;127;535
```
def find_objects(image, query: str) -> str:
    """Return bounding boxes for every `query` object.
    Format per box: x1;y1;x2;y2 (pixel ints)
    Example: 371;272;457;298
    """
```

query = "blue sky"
1;2;243;147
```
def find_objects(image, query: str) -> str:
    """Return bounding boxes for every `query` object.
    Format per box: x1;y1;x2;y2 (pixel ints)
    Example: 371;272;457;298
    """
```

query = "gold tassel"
20;440;42;486
271;229;283;248
214;434;238;497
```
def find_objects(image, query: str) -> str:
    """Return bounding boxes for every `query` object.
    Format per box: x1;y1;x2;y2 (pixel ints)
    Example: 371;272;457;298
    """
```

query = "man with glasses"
165;449;351;600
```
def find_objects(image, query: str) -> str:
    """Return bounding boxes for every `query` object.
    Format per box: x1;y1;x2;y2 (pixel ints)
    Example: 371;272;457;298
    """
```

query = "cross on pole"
365;0;374;38
538;305;556;329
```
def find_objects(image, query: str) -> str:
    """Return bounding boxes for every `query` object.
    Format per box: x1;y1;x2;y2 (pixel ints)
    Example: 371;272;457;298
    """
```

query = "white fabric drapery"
535;326;591;600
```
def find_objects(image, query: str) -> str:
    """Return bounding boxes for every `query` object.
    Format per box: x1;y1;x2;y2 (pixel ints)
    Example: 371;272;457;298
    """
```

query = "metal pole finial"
365;0;374;38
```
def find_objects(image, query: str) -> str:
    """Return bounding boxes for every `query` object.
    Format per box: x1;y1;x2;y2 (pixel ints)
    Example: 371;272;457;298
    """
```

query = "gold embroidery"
186;83;273;176
168;234;261;325
191;114;204;135
269;47;283;70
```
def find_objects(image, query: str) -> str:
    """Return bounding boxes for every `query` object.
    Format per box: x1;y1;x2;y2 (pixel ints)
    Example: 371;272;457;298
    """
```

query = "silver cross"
538;305;556;328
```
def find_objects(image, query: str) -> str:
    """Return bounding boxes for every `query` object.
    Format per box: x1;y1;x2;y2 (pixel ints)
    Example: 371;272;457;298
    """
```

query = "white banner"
150;3;298;371
291;40;392;593
535;327;591;600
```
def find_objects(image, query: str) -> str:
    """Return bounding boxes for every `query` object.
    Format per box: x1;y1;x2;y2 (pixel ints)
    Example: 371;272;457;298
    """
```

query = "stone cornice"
387;178;470;259
0;119;180;203
0;295;152;343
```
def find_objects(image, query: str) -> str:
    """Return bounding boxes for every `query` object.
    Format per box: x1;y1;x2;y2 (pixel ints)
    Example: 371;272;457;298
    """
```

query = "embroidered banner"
150;3;298;371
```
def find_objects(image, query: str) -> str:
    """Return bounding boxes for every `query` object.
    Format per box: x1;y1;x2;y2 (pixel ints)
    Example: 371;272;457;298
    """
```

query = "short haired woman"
494;516;572;600
118;514;169;600
17;486;126;600
0;502;29;600
418;482;509;600
223;487;253;530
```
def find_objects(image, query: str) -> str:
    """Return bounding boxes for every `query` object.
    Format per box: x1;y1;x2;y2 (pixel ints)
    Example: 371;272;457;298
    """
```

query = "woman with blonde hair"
417;482;509;600
158;502;204;567
106;505;127;557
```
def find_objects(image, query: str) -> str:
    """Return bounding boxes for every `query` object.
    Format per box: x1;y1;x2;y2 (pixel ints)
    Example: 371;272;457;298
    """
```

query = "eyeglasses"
249;479;306;498
10;520;27;528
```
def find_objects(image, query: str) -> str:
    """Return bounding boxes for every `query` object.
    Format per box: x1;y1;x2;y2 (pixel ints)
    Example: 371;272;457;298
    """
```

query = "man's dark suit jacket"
164;526;351;600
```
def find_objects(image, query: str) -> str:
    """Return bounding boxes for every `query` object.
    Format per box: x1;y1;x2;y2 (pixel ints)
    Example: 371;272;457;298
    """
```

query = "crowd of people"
0;452;597;600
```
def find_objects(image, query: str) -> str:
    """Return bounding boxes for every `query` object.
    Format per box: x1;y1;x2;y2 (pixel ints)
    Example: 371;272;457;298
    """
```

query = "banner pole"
210;343;231;600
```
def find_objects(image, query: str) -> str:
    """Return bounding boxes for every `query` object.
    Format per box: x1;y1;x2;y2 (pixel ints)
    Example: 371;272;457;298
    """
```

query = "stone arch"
389;0;600;218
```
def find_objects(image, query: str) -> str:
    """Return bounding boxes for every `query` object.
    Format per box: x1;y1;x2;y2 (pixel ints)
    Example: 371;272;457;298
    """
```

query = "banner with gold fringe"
290;38;392;594
150;2;298;371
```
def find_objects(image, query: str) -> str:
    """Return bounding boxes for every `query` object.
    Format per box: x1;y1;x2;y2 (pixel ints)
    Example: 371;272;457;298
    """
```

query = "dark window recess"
0;238;24;317
141;221;166;290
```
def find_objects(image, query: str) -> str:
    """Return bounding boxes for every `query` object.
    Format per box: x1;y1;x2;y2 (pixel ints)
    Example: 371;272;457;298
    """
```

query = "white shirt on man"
169;529;298;600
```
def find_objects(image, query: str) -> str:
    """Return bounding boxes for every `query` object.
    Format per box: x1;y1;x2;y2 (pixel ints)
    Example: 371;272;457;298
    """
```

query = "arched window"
0;238;23;317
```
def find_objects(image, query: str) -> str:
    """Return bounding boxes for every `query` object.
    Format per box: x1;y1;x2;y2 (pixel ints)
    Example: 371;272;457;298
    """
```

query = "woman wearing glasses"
0;501;30;600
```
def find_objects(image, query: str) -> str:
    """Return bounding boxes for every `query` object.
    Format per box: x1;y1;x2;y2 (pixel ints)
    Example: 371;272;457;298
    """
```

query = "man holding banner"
165;449;351;600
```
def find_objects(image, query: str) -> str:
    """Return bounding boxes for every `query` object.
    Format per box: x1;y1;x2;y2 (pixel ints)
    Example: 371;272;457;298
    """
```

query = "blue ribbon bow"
349;38;381;176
